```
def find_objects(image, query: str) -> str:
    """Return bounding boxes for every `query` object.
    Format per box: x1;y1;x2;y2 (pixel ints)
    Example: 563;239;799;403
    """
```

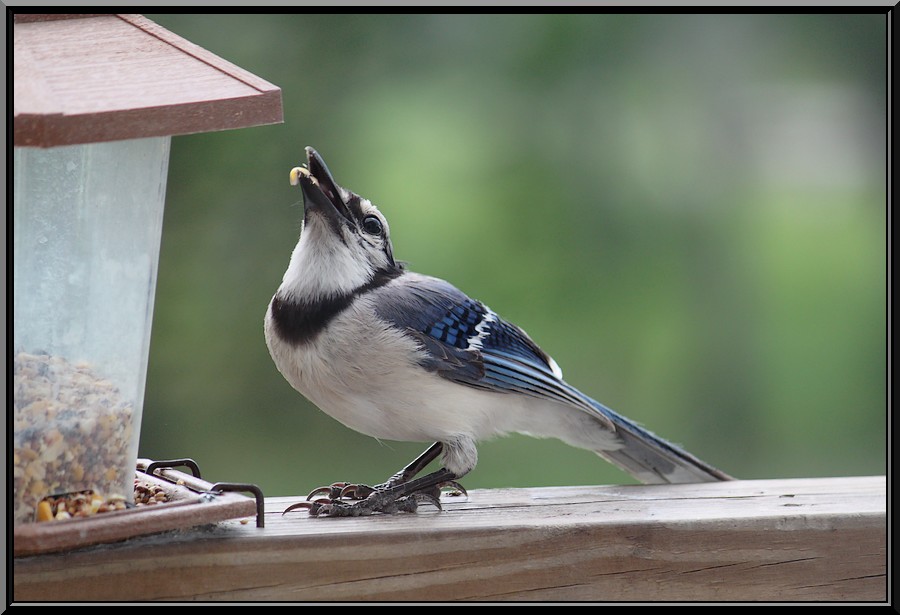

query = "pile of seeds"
133;478;171;506
36;479;172;522
13;351;136;524
36;490;126;522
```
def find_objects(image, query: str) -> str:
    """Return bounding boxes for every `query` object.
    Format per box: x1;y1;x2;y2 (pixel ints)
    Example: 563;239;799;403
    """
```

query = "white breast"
265;297;494;440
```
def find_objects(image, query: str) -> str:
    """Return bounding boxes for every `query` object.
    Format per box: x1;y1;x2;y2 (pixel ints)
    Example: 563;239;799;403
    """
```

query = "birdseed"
13;351;136;524
35;479;173;523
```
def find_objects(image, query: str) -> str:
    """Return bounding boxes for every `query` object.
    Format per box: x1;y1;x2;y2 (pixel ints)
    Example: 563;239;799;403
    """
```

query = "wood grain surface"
12;476;886;602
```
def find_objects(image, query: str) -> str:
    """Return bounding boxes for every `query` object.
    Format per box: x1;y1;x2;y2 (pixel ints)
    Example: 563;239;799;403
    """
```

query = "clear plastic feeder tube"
13;137;170;524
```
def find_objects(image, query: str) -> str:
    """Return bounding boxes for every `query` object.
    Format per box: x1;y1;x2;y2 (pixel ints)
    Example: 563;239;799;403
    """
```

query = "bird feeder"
13;14;283;538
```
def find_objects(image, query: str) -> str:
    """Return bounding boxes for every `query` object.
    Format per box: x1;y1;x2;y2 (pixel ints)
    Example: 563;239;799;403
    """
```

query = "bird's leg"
366;442;468;501
376;441;446;490
288;467;460;517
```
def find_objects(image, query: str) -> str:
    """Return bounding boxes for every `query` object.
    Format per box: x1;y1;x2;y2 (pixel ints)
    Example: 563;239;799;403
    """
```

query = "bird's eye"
362;215;383;236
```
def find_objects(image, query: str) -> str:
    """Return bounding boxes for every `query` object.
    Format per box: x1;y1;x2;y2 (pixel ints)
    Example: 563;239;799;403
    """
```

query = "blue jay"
265;147;731;517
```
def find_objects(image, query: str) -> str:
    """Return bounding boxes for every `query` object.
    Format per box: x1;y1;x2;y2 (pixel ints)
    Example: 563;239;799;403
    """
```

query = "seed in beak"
289;165;319;187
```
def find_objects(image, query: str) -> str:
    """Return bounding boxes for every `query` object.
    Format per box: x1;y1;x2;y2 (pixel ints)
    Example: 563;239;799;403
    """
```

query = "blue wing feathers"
372;273;600;412
426;299;485;348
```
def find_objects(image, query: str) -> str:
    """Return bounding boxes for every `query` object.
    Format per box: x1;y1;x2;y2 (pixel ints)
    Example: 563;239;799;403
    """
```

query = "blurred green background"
139;14;886;497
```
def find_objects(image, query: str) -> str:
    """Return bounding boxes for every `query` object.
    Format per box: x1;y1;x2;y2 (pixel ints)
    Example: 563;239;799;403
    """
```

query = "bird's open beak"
290;147;353;228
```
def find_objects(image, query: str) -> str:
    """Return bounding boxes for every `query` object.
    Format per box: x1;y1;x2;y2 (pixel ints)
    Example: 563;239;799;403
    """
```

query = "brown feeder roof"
14;14;284;147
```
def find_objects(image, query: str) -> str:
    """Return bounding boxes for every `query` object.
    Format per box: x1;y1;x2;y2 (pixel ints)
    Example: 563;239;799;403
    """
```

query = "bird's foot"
287;457;465;518
284;490;442;518
288;480;467;517
305;479;468;502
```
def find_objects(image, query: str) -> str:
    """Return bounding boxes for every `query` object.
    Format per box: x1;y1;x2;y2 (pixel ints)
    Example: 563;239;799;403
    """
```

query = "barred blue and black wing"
371;274;583;402
372;272;731;484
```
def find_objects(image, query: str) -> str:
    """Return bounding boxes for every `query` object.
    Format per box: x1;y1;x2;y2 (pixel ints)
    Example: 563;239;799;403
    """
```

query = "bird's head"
282;147;399;301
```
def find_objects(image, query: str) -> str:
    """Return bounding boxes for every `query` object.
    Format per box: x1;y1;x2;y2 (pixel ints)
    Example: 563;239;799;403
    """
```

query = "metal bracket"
207;483;266;527
143;458;203;479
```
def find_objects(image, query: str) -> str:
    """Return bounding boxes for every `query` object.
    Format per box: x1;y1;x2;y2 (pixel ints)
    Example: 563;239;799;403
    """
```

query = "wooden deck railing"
12;475;886;602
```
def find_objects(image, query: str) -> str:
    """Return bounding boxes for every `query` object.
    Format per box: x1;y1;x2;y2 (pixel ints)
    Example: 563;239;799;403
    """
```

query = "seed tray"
13;459;262;557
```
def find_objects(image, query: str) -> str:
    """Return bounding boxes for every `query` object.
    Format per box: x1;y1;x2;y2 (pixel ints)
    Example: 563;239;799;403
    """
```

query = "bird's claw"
339;483;376;499
439;480;468;498
305;480;465;503
282;498;350;517
305;482;376;501
283;491;443;518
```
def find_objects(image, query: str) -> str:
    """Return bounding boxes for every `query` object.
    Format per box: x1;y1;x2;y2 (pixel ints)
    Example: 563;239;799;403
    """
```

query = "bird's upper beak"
290;147;354;229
